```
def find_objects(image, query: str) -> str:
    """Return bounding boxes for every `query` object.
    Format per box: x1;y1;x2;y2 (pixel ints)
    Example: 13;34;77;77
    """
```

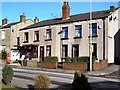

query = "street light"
89;0;93;71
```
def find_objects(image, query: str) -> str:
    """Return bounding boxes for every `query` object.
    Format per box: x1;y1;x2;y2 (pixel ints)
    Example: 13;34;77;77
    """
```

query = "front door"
72;44;79;57
92;43;97;58
40;46;44;62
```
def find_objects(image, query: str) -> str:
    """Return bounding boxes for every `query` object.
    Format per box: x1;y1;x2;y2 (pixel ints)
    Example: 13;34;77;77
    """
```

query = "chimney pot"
34;17;39;24
62;1;70;20
2;18;7;25
20;13;26;22
110;6;116;12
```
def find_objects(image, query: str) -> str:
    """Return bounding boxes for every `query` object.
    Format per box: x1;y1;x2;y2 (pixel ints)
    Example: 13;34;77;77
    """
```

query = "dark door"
40;46;44;62
114;30;120;64
92;43;97;58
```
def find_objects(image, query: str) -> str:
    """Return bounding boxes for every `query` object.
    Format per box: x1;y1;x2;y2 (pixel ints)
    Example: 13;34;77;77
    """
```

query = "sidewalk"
8;63;120;77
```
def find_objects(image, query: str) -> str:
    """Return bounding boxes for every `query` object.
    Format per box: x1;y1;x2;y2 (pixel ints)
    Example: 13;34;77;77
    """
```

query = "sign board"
10;50;20;60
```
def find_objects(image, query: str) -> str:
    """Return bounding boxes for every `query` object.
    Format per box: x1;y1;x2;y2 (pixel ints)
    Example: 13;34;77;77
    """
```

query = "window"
46;45;51;56
24;32;28;42
46;29;51;40
62;27;68;38
92;23;97;36
1;30;5;40
72;45;79;57
62;45;68;58
75;25;82;37
34;31;39;41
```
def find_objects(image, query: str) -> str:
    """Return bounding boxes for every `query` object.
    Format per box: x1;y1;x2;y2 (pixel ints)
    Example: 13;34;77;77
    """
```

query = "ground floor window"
62;45;68;58
72;44;79;57
46;45;51;56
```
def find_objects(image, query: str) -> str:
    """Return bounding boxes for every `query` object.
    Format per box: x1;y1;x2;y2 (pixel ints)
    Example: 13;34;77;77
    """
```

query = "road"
0;65;120;90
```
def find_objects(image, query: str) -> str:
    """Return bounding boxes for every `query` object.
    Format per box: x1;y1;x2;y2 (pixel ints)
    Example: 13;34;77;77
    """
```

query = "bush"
65;57;71;62
72;71;91;90
44;56;58;62
71;56;96;63
2;65;14;85
34;74;51;90
1;50;7;60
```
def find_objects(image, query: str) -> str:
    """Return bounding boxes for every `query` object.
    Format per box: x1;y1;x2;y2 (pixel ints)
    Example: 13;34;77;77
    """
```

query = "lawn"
0;84;24;90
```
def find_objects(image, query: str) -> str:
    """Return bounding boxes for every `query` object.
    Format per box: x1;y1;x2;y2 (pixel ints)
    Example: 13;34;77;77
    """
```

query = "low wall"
38;62;57;69
27;60;37;67
62;62;87;71
93;60;108;71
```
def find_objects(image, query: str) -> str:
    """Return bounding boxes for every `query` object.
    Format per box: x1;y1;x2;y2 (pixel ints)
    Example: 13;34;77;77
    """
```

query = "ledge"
33;40;39;42
23;41;29;43
88;35;98;38
61;38;69;40
73;37;82;39
45;39;52;41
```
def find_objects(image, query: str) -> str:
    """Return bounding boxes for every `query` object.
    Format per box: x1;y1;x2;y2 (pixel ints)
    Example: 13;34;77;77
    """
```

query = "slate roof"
19;8;118;30
1;22;20;29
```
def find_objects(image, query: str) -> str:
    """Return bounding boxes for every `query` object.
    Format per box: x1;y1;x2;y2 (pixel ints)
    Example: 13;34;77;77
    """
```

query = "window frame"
46;29;52;40
46;45;51;56
75;25;82;38
92;23;97;36
34;31;39;42
24;32;29;42
62;45;68;58
62;27;68;39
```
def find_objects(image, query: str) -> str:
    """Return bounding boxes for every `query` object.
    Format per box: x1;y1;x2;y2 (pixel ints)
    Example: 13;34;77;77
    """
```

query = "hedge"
44;56;58;62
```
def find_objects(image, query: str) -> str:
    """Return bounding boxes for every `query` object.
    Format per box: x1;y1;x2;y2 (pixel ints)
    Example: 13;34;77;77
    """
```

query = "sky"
1;1;119;25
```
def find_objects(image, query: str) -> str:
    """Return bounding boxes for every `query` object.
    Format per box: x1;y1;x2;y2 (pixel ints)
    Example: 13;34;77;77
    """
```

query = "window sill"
23;41;29;43
74;37;82;39
88;35;98;38
33;40;39;42
45;39;52;41
61;38;69;40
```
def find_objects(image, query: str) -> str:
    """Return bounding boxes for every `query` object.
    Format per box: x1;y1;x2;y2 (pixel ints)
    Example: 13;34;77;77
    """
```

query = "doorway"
114;30;120;64
92;43;97;58
40;46;44;62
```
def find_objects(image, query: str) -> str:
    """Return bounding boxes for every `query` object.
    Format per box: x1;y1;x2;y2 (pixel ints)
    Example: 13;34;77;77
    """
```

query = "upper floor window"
62;27;68;39
92;23;97;36
75;25;82;37
24;32;28;42
1;30;5;40
46;29;51;40
34;31;39;41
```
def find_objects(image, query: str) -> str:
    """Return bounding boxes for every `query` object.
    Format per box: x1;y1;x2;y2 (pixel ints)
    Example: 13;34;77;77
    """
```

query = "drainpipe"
103;17;106;60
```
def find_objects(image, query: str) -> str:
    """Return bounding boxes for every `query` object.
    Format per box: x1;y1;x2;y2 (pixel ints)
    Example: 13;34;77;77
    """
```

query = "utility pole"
89;0;92;71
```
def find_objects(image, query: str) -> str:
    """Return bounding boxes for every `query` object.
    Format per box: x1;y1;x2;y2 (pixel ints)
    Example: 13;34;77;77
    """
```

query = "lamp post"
89;0;92;71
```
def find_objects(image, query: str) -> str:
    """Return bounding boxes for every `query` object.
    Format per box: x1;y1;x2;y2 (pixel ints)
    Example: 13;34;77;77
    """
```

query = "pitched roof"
20;8;118;31
1;22;20;29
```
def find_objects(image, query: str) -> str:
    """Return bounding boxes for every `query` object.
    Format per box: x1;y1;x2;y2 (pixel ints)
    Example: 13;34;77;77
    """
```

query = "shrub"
34;74;51;90
44;56;58;62
2;65;14;85
72;71;91;90
1;50;7;60
65;57;71;62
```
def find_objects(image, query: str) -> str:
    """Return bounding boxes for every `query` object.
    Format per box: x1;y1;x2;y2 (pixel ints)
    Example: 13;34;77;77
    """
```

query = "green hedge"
44;56;58;62
67;56;96;63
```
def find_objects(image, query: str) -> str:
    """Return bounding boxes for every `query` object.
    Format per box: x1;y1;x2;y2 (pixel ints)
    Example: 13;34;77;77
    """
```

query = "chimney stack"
110;6;116;12
62;1;70;20
34;17;39;24
20;13;26;22
2;18;7;25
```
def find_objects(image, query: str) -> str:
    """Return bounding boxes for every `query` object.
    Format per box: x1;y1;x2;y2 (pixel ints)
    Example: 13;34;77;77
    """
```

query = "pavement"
0;64;120;90
7;63;120;77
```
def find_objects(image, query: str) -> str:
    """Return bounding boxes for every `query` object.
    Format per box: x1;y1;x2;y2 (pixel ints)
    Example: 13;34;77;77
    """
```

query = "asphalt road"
0;65;120;90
